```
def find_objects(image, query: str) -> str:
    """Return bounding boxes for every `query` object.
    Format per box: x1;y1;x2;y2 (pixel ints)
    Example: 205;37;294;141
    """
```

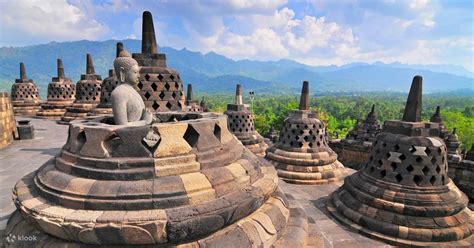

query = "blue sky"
0;0;473;70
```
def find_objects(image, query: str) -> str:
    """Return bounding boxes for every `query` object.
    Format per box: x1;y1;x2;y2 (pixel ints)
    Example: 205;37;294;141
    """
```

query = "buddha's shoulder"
111;84;132;97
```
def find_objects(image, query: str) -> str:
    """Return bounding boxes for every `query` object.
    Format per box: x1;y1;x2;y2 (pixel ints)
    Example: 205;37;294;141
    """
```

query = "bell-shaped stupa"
430;106;448;138
36;59;76;119
327;75;474;246
335;104;382;169
10;63;42;116
224;84;268;157
132;11;185;112
447;130;474;207
61;54;102;122
91;43;122;115
185;83;202;112
266;81;345;184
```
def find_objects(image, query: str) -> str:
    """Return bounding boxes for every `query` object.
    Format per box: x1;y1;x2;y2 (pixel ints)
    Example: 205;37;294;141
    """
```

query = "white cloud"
193;7;355;61
0;0;107;46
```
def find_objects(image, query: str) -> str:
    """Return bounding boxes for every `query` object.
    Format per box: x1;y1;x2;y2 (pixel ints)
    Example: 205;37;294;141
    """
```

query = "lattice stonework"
47;83;75;100
278;122;328;150
227;111;255;133
137;72;185;112
75;81;101;103
327;76;474;246
99;76;118;106
11;83;40;100
363;134;448;186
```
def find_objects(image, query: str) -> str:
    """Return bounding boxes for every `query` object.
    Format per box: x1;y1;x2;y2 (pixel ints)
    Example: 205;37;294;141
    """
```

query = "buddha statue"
111;48;154;125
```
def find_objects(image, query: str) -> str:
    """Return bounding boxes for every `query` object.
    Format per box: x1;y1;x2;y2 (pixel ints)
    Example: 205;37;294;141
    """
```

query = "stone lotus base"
327;171;474;247
266;146;345;185
449;160;474;203
234;132;268;157
4;112;308;247
12;100;41;116
89;107;112;116
37;101;74;120
61;103;99;122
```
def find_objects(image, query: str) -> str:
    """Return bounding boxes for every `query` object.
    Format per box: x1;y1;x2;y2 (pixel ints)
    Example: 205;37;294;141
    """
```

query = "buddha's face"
120;64;140;85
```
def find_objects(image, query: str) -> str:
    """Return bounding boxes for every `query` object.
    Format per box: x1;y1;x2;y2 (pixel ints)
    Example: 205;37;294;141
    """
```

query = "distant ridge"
0;39;472;97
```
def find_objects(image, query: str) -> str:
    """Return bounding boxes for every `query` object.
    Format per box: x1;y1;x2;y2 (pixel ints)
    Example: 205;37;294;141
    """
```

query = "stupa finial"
141;11;158;54
186;84;193;101
299;81;309;111
435;106;441;116
116;42;124;58
235;84;243;105
86;54;95;75
402;75;422;122
57;59;65;79
20;62;27;80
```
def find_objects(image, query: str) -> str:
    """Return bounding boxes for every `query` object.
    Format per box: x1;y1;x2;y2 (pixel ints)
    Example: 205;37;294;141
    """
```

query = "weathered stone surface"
0;92;17;148
10;63;42;116
153;122;191;157
37;59;75;119
266;81;345;184
61;54;102;123
327;76;474;246
225;84;268;157
132;11;185;113
332;104;381;170
3;10;307;248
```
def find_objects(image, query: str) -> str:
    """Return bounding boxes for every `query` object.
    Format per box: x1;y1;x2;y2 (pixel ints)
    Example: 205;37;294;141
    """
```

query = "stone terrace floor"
0;117;391;247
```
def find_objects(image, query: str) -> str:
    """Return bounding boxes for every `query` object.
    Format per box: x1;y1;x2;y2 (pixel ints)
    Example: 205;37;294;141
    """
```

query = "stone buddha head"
114;50;140;87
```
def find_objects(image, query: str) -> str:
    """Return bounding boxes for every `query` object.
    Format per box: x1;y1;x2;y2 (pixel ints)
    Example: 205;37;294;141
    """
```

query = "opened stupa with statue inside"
3;11;309;248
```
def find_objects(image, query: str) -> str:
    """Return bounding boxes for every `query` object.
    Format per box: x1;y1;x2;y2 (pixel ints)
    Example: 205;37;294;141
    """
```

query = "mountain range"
0;39;472;98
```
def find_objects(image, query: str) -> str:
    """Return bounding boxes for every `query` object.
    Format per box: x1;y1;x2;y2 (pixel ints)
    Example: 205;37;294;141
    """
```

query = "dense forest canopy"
198;93;474;150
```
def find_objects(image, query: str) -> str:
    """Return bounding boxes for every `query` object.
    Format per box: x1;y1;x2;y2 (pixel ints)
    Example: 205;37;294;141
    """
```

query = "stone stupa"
36;59;76;119
447;130;474;207
3;11;308;248
185;83;202;112
133;11;185;112
334;104;382;170
430;106;448;138
61;54;102;123
266;81;345;184
224;84;268;157
327;75;474;246
10;63;42;116
90;42;122;115
200;96;209;112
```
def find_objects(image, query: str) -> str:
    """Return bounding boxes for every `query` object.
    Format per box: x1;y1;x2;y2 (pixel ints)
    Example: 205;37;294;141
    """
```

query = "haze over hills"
0;39;472;98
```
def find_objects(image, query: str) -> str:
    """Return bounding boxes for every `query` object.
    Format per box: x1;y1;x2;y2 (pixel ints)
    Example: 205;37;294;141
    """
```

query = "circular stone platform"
266;81;345;184
4;112;307;247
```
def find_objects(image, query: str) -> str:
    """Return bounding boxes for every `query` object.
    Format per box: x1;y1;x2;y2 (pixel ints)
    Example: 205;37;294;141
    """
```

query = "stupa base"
4;187;308;248
89;107;112;116
238;135;268;158
12;101;41;117
37;101;74;120
60;103;98;123
327;191;474;247
276;161;345;185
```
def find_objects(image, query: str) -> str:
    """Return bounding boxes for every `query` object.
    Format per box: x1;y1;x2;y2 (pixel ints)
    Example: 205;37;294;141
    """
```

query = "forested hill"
0;39;473;97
